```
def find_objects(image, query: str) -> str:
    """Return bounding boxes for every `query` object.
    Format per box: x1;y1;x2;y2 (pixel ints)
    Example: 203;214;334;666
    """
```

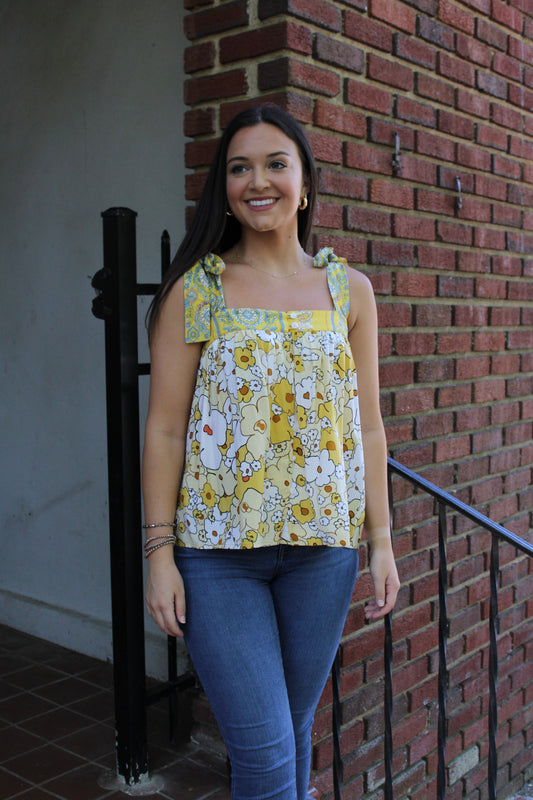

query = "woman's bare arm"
142;276;202;636
347;269;400;619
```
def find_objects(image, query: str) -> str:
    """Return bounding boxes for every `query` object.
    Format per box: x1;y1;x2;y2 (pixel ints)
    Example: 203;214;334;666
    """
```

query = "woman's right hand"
145;555;186;638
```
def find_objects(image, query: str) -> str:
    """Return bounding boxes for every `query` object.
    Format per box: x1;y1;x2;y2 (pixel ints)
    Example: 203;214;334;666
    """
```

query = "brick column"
182;1;533;797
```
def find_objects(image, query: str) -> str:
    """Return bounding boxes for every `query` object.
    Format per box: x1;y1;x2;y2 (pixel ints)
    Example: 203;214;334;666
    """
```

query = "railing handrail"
387;456;533;557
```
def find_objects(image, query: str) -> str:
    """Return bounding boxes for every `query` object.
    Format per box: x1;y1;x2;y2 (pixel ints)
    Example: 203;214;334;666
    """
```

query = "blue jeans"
175;545;358;800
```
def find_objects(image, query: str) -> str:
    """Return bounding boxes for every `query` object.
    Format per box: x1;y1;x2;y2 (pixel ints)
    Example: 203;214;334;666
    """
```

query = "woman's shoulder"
314;248;366;280
314;249;375;330
188;252;225;278
313;247;347;269
182;254;225;343
181;254;223;299
345;265;376;331
315;247;372;300
345;264;373;292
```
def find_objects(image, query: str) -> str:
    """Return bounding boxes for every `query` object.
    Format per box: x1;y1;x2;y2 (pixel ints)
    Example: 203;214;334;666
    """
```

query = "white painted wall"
0;0;188;676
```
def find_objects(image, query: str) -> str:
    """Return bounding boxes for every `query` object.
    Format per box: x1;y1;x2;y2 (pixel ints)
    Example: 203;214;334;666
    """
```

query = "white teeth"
248;198;276;207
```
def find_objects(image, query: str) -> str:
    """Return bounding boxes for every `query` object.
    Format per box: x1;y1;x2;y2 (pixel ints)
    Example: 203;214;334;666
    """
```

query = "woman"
143;104;399;800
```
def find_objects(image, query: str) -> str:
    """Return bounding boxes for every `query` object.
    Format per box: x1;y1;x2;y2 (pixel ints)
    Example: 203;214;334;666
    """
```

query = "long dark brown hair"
147;104;318;336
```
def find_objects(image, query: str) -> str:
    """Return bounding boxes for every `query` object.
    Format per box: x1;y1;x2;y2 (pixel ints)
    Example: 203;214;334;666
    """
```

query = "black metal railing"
92;208;195;783
92;208;533;798
352;457;533;800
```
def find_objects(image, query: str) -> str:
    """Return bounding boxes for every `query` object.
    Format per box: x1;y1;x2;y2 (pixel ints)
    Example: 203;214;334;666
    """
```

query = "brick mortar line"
185;24;533;90
184;24;533;92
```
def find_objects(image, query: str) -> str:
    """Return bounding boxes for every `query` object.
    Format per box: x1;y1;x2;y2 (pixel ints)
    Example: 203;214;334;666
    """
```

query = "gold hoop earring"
298;195;308;211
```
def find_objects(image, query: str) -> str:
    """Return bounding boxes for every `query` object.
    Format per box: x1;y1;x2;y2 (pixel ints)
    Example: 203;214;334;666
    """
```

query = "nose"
249;166;269;189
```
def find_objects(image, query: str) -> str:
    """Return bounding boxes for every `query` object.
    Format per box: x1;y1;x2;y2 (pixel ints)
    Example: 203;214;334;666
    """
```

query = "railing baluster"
488;533;499;800
384;612;394;800
437;501;449;800
167;634;178;744
161;229;171;277
332;649;343;800
383;465;395;800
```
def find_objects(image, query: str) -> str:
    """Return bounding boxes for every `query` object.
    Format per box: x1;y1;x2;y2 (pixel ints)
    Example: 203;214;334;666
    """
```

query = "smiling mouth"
247;198;278;209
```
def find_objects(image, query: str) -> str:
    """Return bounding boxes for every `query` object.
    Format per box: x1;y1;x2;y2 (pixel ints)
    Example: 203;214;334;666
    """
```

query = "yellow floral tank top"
175;248;365;550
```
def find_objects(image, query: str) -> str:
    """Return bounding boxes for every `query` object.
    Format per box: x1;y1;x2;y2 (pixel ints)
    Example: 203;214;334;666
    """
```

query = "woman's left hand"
365;539;400;620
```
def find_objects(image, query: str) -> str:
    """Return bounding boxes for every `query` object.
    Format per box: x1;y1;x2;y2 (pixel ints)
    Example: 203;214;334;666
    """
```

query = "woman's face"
225;123;307;236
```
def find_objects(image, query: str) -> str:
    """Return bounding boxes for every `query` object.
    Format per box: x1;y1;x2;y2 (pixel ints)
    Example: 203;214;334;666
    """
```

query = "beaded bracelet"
145;534;177;545
142;521;176;530
144;535;176;559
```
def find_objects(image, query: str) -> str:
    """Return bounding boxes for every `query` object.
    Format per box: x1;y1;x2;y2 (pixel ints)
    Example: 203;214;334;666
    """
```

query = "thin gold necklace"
232;253;307;280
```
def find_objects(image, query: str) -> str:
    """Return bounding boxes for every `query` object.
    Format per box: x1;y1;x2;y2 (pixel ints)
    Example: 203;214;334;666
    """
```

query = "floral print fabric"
176;248;365;550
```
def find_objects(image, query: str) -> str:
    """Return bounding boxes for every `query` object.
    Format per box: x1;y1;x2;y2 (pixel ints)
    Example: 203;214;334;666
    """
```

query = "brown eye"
229;163;248;175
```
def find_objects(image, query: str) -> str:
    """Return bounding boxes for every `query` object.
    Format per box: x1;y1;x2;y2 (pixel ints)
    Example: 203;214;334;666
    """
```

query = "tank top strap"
183;254;225;343
315;248;350;320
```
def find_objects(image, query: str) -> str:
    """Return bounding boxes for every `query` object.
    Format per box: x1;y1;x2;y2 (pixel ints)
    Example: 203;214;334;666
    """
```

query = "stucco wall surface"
0;0;187;675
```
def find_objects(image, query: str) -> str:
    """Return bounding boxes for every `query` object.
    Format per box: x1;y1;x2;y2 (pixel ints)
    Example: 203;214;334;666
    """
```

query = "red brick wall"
183;1;533;798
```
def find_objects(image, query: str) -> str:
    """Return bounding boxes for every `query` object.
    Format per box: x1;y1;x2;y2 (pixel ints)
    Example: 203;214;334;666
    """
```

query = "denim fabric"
175;545;358;800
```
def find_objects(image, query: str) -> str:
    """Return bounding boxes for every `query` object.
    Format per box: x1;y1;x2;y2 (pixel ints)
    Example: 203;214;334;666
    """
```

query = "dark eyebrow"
227;150;291;165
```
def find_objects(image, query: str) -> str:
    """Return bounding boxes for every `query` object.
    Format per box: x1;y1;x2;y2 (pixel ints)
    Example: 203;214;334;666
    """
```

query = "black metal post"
95;207;148;784
437;501;449;800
